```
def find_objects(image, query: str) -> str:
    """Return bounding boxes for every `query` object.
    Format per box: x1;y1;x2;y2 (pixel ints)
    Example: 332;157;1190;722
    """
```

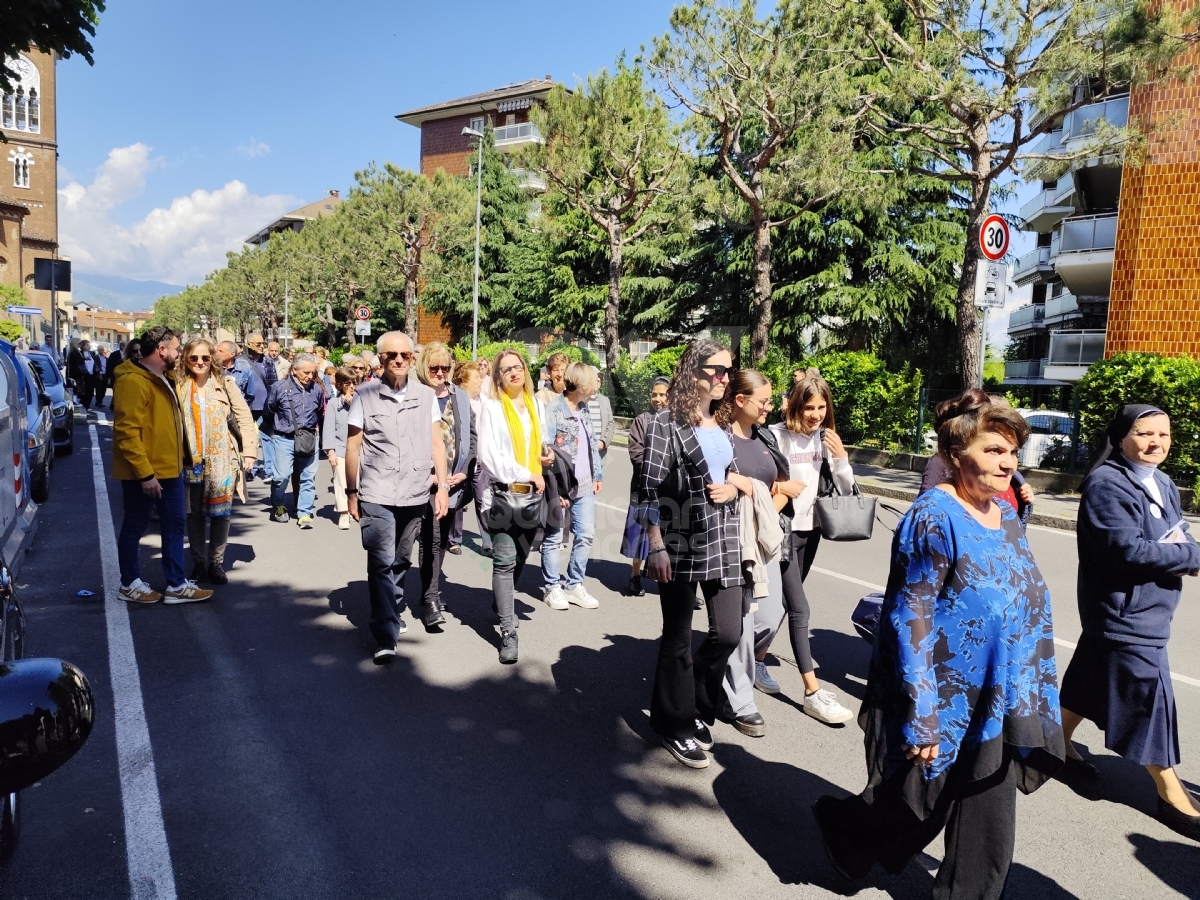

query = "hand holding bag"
814;428;875;542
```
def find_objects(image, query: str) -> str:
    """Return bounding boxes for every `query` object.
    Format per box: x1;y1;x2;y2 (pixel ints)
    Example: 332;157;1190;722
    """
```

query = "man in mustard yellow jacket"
112;326;213;605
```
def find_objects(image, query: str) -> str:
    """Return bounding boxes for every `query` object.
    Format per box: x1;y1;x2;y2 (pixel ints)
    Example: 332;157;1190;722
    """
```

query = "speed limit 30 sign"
355;305;372;321
979;214;1010;262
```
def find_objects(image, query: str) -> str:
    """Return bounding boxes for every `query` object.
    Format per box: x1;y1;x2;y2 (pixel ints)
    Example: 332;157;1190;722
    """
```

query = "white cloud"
59;144;300;284
236;139;271;159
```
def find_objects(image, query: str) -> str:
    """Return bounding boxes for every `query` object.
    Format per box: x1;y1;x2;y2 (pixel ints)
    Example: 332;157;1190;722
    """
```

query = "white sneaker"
566;584;599;609
543;585;569;610
803;688;854;725
338;513;350;530
118;579;162;605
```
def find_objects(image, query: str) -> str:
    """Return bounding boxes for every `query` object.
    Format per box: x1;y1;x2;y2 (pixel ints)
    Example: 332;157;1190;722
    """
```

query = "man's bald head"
377;331;414;354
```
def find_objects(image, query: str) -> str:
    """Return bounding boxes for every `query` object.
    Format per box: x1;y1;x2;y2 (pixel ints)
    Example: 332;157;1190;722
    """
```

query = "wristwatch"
346;488;358;496
437;482;450;492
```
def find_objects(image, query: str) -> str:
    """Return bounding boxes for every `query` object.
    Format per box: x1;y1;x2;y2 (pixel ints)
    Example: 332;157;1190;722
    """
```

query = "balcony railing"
1044;293;1080;323
1052;213;1118;256
1007;304;1045;331
1005;359;1046;379
1023;130;1063;179
1063;96;1129;142
511;168;546;191
1048;330;1106;366
1014;246;1052;279
493;122;544;146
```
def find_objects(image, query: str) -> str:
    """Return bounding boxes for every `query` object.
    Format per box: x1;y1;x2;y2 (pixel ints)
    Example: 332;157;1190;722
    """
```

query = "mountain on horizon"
72;273;186;312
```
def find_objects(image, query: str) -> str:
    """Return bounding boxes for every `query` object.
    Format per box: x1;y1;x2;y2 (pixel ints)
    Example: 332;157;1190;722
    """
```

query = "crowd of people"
103;326;1200;895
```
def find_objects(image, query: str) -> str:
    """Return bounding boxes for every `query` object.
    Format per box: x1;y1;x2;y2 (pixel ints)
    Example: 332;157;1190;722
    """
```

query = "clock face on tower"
7;56;35;83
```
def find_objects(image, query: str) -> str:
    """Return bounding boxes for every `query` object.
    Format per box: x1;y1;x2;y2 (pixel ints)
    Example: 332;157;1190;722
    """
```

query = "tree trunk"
404;273;419;342
956;165;993;391
605;221;623;375
750;215;773;364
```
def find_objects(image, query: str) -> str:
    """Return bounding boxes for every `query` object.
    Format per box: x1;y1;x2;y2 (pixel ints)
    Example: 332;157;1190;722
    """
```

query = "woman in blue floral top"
815;391;1064;897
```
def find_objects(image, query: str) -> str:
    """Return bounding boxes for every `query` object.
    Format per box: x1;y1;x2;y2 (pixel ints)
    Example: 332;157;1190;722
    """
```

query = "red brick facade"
419;108;532;176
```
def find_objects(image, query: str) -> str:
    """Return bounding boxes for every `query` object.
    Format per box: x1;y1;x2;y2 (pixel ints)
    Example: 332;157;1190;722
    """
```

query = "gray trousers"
360;501;426;647
723;560;783;718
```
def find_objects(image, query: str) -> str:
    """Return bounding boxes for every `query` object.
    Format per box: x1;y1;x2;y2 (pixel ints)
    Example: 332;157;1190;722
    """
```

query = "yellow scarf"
499;390;542;476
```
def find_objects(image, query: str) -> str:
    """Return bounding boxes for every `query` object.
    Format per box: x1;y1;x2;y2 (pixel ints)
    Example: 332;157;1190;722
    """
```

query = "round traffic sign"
354;305;371;321
979;214;1010;262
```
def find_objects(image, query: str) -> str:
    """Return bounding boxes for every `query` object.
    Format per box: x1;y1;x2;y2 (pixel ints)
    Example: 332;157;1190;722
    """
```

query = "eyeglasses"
745;395;773;410
500;363;525;376
380;350;415;363
248;341;264;348
697;364;734;380
428;365;451;375
189;355;211;363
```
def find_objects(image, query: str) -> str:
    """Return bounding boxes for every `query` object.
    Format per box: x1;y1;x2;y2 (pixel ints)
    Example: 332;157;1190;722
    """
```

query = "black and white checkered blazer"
637;409;741;586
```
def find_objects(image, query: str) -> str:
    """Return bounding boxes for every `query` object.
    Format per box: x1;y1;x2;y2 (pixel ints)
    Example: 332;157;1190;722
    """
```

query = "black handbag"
285;385;318;456
814;429;875;542
851;592;885;644
484;481;545;531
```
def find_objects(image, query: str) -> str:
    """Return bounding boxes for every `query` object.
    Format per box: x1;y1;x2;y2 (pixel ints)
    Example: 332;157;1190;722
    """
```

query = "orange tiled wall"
1107;4;1200;356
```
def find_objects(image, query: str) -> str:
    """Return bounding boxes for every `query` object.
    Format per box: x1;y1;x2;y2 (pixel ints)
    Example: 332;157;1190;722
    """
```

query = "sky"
54;0;1034;345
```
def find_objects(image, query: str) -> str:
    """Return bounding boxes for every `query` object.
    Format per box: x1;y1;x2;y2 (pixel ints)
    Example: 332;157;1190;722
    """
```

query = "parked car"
0;348;35;573
14;356;52;504
18;351;73;455
1016;409;1079;469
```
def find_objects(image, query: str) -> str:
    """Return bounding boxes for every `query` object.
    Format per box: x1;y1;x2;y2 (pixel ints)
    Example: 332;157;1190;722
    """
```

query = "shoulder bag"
814;428;875;541
285;385;318;456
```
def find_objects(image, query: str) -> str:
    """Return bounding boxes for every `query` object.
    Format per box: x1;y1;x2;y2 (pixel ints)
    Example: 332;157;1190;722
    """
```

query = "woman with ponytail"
478;349;554;664
637;339;743;769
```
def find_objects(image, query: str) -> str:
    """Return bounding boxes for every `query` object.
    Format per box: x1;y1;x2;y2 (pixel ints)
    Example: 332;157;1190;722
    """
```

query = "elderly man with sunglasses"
240;333;278;481
345;332;452;665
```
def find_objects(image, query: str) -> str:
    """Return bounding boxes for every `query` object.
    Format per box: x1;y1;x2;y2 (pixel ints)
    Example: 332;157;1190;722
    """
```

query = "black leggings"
779;529;821;674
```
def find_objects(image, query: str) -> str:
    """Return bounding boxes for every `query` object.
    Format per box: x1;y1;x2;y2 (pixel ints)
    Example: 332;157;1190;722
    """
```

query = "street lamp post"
462;126;485;361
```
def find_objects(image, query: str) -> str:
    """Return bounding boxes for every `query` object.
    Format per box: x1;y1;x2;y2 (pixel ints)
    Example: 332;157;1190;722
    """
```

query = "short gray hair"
292;352;320;371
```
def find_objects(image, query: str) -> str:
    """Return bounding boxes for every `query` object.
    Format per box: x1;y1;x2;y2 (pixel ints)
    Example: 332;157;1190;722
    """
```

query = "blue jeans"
269;433;318;517
254;414;274;477
360;501;426;646
541;489;596;590
118;476;187;589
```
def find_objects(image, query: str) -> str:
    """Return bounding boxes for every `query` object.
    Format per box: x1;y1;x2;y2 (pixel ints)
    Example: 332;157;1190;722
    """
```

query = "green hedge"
535;340;602;371
610;346;686;417
799;351;923;448
452;341;533;369
1075;352;1200;485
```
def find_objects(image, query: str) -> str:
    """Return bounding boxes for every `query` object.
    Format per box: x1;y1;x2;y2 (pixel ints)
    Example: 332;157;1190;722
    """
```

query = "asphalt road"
2;417;1199;899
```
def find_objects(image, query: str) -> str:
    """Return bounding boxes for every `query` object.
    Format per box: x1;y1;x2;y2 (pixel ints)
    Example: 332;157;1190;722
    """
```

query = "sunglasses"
189;355;211;363
380;350;415;363
428;364;451;375
248;342;264;348
697;364;734;380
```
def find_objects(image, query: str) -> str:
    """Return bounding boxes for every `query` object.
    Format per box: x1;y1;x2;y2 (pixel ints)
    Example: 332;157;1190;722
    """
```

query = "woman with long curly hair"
175;337;258;584
637;339;742;768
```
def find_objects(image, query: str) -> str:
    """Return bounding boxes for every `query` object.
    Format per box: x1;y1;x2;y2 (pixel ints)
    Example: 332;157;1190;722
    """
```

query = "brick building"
1008;6;1200;389
396;79;556;344
0;49;64;343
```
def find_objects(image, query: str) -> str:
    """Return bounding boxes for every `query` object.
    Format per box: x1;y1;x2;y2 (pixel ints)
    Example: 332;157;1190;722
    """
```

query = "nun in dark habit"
1059;404;1200;839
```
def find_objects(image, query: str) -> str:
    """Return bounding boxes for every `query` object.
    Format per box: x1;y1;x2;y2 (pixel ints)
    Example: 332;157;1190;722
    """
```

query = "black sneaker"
627;576;645;597
693;719;714;750
499;631;518;664
373;644;397;666
663;736;709;769
271;505;290;523
191;562;208;582
813;795;874;880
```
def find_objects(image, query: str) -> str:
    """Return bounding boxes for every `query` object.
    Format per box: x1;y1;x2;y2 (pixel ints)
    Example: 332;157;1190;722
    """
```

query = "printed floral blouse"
859;487;1065;818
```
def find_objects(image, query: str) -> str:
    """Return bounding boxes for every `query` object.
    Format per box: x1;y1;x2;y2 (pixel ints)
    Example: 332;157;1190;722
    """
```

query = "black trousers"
359;501;427;647
420;505;455;610
828;757;1018;899
651;578;742;741
779;529;821;674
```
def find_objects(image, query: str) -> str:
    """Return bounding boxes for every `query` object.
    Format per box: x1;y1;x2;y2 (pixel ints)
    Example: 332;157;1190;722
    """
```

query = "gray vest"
356;377;435;508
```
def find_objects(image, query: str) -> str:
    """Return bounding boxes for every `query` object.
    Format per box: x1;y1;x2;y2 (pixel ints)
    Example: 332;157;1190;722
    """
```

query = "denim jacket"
544;394;603;494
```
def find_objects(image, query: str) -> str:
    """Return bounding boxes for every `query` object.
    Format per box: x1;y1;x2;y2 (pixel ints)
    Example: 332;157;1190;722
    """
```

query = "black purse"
484;481;545;531
814;429;875;542
285;384;318;456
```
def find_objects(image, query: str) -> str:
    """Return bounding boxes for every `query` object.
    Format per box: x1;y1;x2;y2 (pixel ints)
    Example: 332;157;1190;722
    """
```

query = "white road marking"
90;414;178;900
806;560;1200;689
596;501;628;514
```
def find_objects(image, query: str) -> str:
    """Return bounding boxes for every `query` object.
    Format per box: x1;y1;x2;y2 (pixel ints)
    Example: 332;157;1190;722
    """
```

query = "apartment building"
1008;3;1200;394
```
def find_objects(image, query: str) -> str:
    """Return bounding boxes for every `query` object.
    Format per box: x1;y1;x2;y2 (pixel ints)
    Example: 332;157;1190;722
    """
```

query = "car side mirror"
0;658;94;795
38;393;51;408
